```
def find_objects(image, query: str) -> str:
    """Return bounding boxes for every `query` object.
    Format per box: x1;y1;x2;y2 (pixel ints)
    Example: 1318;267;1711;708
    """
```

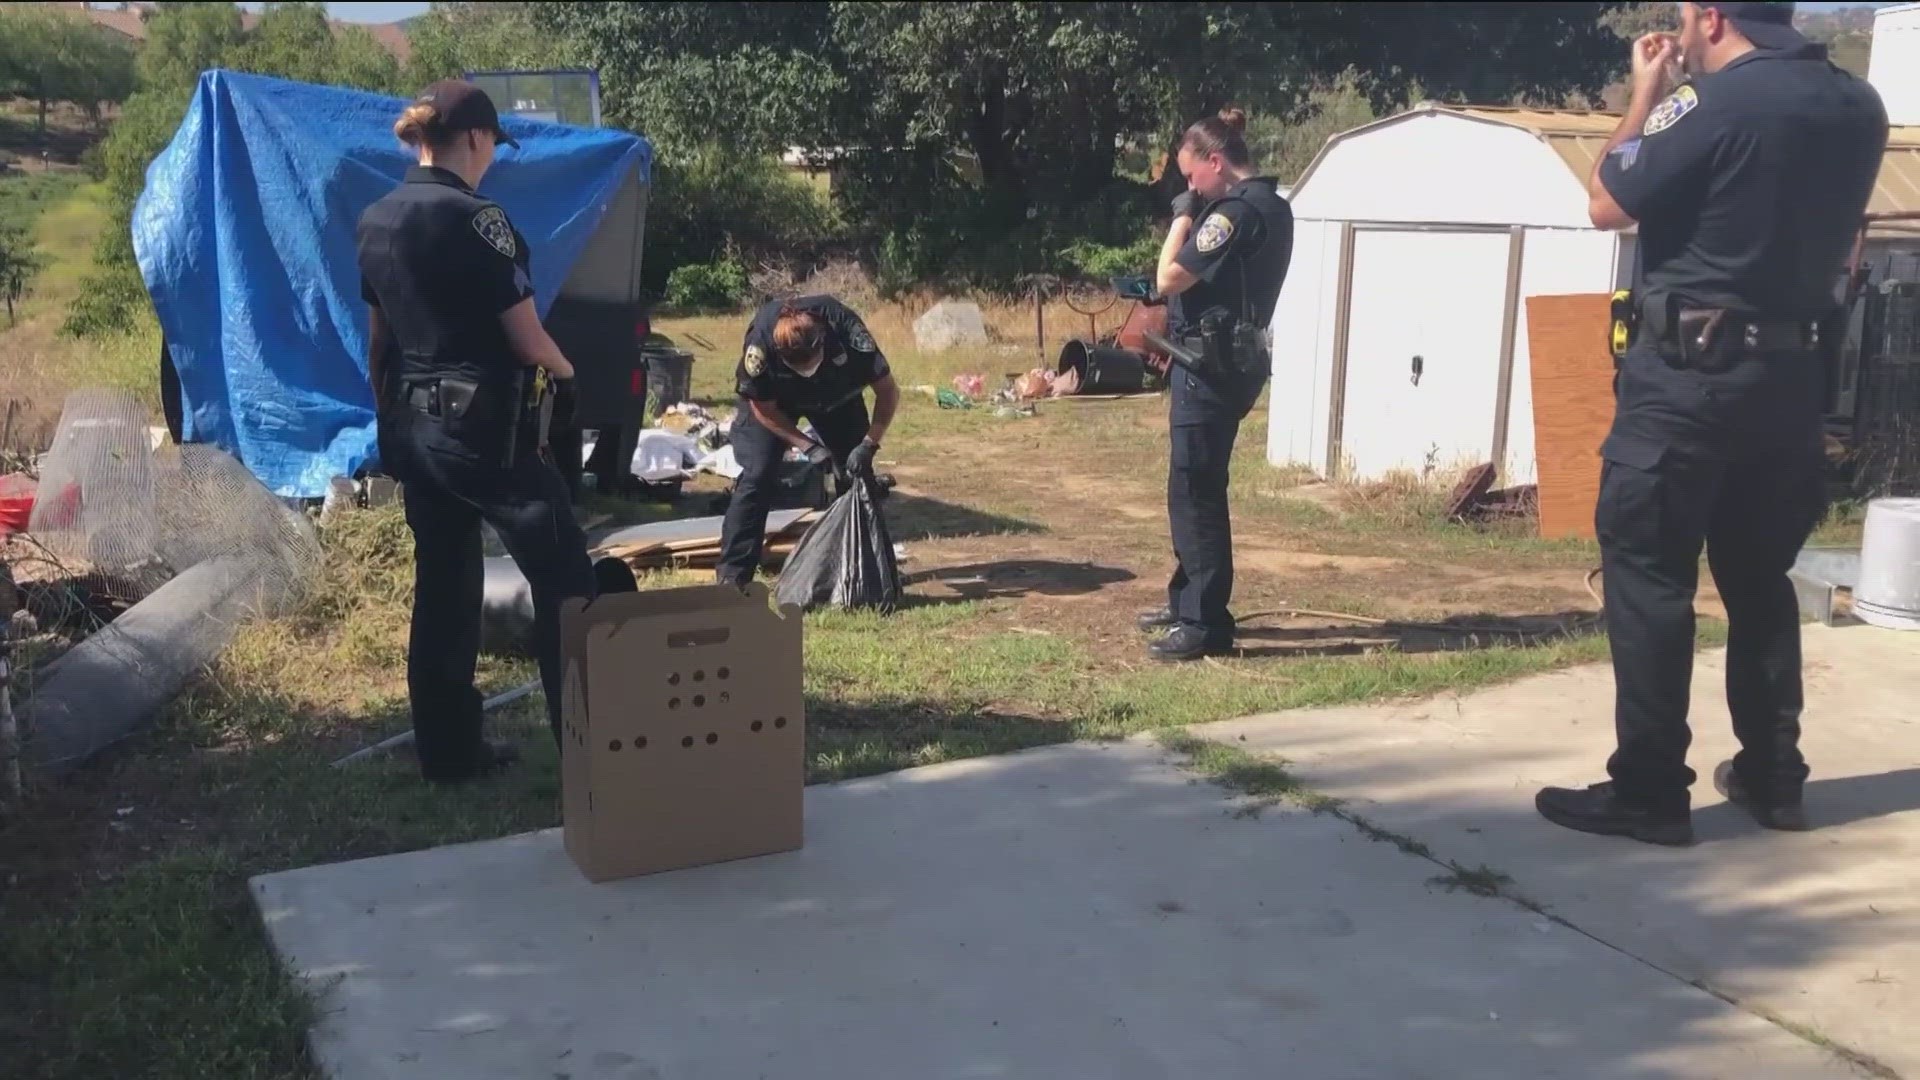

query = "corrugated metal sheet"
1449;106;1920;236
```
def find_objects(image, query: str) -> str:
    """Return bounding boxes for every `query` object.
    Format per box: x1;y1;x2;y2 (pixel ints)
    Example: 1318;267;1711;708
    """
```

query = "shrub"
664;259;749;311
1058;236;1161;282
645;146;842;296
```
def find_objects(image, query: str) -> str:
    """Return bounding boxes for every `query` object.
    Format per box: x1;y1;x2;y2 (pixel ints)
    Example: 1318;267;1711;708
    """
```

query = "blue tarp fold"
134;70;651;498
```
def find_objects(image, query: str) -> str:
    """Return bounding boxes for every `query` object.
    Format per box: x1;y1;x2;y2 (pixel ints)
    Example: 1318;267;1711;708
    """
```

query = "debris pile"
1445;462;1539;524
18;390;323;774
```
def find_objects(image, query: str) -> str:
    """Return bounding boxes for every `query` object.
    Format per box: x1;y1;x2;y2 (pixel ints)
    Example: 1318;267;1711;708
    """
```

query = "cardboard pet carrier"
558;582;805;883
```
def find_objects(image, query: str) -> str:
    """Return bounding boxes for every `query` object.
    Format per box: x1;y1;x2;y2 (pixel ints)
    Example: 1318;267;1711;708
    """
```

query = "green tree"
0;8;138;132
406;3;559;85
136;1;247;90
533;3;843;158
0;225;46;325
230;3;401;93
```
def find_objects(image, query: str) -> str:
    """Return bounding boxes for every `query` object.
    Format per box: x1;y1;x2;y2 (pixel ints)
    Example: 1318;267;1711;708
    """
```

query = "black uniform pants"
1597;345;1828;812
1166;368;1262;634
379;406;596;779
717;395;870;585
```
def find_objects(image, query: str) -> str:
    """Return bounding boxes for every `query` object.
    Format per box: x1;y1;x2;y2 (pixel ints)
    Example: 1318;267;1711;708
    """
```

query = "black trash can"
1058;339;1156;394
644;348;695;421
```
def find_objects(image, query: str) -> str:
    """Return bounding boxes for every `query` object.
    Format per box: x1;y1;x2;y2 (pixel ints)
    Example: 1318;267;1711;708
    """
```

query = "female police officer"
357;80;597;782
715;296;901;588
1137;108;1294;662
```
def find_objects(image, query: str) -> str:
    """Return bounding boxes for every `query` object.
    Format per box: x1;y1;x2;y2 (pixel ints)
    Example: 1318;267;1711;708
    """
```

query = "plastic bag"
772;477;902;613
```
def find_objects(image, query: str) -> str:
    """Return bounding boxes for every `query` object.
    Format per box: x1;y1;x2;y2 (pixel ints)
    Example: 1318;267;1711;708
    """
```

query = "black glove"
1171;189;1203;220
846;438;879;478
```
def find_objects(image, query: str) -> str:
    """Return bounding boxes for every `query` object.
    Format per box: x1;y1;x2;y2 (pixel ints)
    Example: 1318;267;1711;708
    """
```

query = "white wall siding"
1267;220;1340;473
1870;4;1920;127
1289;112;1591;230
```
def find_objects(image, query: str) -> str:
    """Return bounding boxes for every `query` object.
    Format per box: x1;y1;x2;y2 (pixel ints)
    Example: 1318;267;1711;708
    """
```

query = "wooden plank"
1524;293;1617;540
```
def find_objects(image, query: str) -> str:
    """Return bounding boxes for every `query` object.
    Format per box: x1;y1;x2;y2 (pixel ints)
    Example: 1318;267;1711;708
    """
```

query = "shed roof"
1294;103;1920;237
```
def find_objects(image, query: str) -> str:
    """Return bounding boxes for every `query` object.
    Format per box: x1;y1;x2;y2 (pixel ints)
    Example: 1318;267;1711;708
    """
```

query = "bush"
62;261;149;337
645;146;842;295
1058;235;1161;281
664;259;749;311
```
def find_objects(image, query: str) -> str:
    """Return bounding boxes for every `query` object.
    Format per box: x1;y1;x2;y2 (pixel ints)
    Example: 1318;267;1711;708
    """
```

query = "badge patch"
743;344;766;376
1642;86;1698;137
1195;212;1234;254
471;206;516;258
847;322;876;353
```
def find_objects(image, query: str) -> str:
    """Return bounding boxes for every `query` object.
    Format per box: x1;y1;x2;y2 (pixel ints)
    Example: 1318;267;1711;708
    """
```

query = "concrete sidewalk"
1196;622;1920;1079
256;735;1867;1079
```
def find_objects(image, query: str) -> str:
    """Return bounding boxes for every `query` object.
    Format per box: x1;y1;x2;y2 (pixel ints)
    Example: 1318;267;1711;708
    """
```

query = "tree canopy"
0;8;138;128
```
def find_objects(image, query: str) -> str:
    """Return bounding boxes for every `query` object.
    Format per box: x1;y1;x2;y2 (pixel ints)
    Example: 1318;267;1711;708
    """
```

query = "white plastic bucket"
1853;497;1920;631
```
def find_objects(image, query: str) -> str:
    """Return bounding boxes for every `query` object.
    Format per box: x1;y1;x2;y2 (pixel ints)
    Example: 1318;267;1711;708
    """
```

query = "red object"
631;369;644;396
0;474;37;538
634;314;651;343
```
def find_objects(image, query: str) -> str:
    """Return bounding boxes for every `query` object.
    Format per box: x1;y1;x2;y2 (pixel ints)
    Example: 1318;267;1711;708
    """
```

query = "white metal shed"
1264;104;1920;485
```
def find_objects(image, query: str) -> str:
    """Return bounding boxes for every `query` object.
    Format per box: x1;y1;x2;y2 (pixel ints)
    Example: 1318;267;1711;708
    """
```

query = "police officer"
715;296;901;588
357;80;599;783
1536;3;1886;845
1137;107;1295;662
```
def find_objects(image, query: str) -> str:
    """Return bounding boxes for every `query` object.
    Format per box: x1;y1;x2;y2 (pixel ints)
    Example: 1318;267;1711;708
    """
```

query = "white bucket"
1853;497;1920;631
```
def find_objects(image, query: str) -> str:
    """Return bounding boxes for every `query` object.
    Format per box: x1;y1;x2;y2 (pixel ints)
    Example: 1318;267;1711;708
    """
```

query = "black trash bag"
773;476;902;613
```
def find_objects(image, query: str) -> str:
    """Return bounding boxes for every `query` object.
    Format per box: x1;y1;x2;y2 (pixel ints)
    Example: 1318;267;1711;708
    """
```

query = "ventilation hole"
751;720;764;732
693;670;706;683
693;694;706;708
706;733;719;746
609;739;622;752
774;716;788;729
719;691;731;704
668;697;681;710
681;736;694;749
717;666;731;680
668;672;681;686
636;736;648;749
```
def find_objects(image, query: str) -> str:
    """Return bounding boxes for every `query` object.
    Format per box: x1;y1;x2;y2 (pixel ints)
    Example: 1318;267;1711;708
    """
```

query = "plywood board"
1524;294;1616;540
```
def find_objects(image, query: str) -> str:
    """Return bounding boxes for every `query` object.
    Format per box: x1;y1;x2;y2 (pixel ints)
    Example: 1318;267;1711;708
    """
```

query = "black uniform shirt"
1171;176;1295;335
735;295;890;415
356;165;534;394
1599;44;1887;320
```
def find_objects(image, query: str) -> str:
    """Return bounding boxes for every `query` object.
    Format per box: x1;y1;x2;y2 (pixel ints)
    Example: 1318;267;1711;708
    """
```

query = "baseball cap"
412;79;519;149
1697;2;1809;51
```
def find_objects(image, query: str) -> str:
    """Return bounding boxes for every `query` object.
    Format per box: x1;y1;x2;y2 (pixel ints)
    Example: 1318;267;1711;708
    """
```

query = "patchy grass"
0;294;1675;1079
0;178;159;449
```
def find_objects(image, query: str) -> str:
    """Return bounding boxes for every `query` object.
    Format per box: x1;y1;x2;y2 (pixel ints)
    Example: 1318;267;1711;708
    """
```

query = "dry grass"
0;178;161;450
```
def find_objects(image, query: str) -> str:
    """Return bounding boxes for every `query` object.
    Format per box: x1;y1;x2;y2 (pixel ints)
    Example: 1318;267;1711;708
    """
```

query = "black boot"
1535;781;1693;846
1148;624;1233;662
1137;607;1179;632
423;739;521;784
1713;760;1809;832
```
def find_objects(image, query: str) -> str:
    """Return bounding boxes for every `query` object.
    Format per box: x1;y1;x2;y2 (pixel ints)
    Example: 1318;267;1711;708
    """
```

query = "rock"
913;300;990;352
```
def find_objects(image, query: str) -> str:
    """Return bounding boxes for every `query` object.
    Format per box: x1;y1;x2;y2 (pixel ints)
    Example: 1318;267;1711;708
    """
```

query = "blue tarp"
133;70;652;499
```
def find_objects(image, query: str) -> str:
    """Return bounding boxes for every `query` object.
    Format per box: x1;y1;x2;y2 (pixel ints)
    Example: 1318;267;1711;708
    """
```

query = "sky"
233;2;429;24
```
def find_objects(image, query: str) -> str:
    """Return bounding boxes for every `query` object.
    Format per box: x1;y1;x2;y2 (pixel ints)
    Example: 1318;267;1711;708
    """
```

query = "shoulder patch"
1195;212;1235;254
846;321;876;353
743;344;766;376
471;205;516;258
1643;86;1699;137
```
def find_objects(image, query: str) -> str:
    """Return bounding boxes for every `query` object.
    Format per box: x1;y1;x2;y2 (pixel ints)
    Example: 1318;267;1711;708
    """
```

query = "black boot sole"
1713;766;1809;832
1535;796;1695;847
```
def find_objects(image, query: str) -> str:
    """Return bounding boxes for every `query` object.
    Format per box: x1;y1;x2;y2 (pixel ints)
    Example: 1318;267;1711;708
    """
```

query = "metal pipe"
329;678;543;768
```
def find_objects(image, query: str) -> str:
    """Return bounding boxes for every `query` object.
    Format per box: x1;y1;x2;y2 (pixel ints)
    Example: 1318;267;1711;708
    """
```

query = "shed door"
1337;229;1514;480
